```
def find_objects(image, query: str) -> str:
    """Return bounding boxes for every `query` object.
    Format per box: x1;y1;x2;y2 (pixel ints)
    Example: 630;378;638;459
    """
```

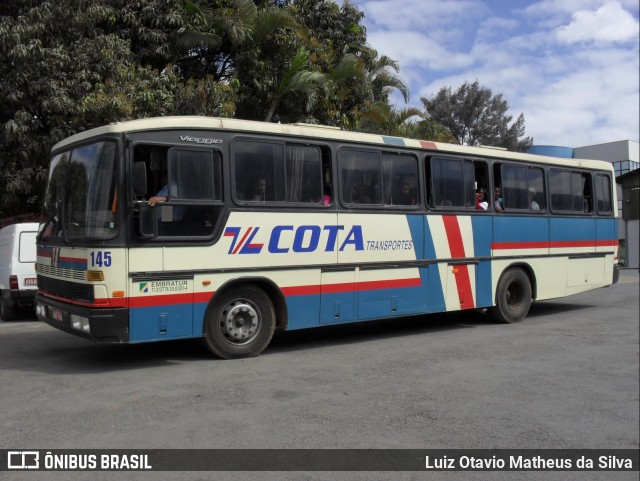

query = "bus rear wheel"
204;286;276;359
490;268;532;323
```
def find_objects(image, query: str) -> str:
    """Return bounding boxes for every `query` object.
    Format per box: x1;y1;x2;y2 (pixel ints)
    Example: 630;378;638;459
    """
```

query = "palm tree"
265;47;328;122
177;0;297;82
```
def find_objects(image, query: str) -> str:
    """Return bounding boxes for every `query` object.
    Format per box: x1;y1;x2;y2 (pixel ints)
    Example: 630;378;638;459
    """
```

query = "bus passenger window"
594;174;612;214
502;165;545;212
429;157;475;208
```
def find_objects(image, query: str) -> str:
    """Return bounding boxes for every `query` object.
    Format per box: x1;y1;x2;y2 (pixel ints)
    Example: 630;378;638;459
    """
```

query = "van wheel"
1;293;16;321
490;268;532;323
204;286;275;359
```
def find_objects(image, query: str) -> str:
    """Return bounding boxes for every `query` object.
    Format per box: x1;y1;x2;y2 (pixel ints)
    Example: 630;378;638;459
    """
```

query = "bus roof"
52;116;615;173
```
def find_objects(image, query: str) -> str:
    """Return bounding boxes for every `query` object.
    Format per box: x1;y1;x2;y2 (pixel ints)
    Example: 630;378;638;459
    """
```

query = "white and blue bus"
35;117;619;358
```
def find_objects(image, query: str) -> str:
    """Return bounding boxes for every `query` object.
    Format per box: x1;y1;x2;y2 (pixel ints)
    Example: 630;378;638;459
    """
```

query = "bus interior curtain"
287;145;305;202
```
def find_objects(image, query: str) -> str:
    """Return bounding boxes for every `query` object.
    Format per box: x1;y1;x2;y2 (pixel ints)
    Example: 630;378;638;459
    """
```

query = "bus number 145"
90;251;112;267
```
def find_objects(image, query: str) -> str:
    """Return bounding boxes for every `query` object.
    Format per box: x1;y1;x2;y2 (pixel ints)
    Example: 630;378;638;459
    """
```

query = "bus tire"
204;285;276;359
490;268;532;323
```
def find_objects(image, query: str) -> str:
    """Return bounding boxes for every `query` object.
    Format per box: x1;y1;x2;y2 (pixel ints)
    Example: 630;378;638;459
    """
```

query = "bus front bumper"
35;293;129;343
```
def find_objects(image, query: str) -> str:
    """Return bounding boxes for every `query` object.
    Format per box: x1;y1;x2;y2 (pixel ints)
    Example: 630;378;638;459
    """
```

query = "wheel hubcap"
219;299;260;345
507;282;524;310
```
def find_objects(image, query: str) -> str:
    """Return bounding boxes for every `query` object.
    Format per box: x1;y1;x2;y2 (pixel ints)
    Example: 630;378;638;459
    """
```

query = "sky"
349;0;640;147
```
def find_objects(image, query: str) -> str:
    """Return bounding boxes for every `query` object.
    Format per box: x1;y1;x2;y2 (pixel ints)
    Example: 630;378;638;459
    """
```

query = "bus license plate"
24;278;37;286
49;307;63;322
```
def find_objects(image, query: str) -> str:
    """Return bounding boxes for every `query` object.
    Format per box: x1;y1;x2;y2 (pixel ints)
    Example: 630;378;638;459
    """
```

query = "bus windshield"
41;140;118;241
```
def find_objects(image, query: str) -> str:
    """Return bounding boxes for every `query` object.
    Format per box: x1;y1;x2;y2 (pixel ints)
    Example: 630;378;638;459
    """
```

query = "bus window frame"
426;154;478;211
338;146;421;210
129;141;226;242
594;172;613;216
230;136;331;208
548;167;594;216
499;162;547;214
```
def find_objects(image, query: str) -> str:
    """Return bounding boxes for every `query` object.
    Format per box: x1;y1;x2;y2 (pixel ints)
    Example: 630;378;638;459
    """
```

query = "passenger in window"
148;170;185;222
148;171;169;206
528;187;540;210
352;184;371;204
494;187;504;212
475;188;489;210
398;182;416;205
251;177;268;202
322;185;332;206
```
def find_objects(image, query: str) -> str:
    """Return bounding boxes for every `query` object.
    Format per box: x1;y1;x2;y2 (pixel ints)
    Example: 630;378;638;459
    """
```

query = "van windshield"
40;141;118;241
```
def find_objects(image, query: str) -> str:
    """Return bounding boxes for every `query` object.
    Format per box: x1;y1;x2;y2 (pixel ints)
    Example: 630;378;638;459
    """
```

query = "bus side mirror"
133;162;147;197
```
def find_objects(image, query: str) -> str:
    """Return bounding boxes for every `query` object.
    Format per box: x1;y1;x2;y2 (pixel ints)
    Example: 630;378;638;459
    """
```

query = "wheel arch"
205;277;288;333
495;262;537;302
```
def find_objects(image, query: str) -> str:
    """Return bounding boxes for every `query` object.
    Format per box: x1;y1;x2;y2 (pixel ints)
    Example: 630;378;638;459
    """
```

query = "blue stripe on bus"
471;216;493;307
382;136;406;146
423;216;446;312
287;295;321;329
596;218;617;241
550;217;595;242
129;305;195;342
493;216;549;244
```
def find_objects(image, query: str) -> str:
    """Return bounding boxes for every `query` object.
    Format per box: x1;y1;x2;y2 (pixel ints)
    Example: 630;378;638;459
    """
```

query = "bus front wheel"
490;268;532;323
204;286;276;359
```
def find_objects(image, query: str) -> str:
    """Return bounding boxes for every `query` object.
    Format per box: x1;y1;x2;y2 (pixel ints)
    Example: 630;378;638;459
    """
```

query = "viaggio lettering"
179;135;223;144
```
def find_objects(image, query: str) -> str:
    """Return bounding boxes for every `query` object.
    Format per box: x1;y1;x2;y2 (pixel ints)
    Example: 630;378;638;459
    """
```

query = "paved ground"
0;270;638;481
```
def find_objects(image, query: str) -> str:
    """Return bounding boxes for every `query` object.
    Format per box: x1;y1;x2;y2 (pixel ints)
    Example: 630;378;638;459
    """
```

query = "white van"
0;222;39;320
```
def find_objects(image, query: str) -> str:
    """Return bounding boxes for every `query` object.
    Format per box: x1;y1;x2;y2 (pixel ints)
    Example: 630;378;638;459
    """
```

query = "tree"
0;0;417;216
421;80;532;151
264;47;327;122
0;0;194;215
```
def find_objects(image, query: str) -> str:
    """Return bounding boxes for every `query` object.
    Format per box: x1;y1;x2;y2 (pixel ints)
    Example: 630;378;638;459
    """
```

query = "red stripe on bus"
442;216;467;258
442;215;475;309
38;291;125;308
356;278;422;291
232;227;253;254
130;292;195;308
281;278;422;297
453;264;475;310
419;140;438;150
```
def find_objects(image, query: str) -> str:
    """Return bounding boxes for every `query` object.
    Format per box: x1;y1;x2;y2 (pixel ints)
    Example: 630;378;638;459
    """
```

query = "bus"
34;116;619;358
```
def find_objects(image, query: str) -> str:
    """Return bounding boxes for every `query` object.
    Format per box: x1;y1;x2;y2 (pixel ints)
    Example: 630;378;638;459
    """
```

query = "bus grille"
36;263;87;281
37;275;95;303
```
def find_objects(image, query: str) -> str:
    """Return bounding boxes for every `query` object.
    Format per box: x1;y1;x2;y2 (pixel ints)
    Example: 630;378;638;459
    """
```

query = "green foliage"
80;65;236;126
421;80;533;150
1;0;530;219
0;0;186;215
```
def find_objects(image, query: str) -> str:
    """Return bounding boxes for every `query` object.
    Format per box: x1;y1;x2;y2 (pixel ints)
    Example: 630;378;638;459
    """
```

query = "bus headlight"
70;314;90;334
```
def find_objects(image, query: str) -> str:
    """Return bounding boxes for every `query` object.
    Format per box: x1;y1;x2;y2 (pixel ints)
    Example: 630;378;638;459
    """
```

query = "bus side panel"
355;214;426;320
595;218;618;253
471;215;493;308
129;283;195;342
423;215;447;313
492;216;551;300
549;217;597;293
492;216;550;257
549;217;596;255
356;267;424;320
596;217;618;284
